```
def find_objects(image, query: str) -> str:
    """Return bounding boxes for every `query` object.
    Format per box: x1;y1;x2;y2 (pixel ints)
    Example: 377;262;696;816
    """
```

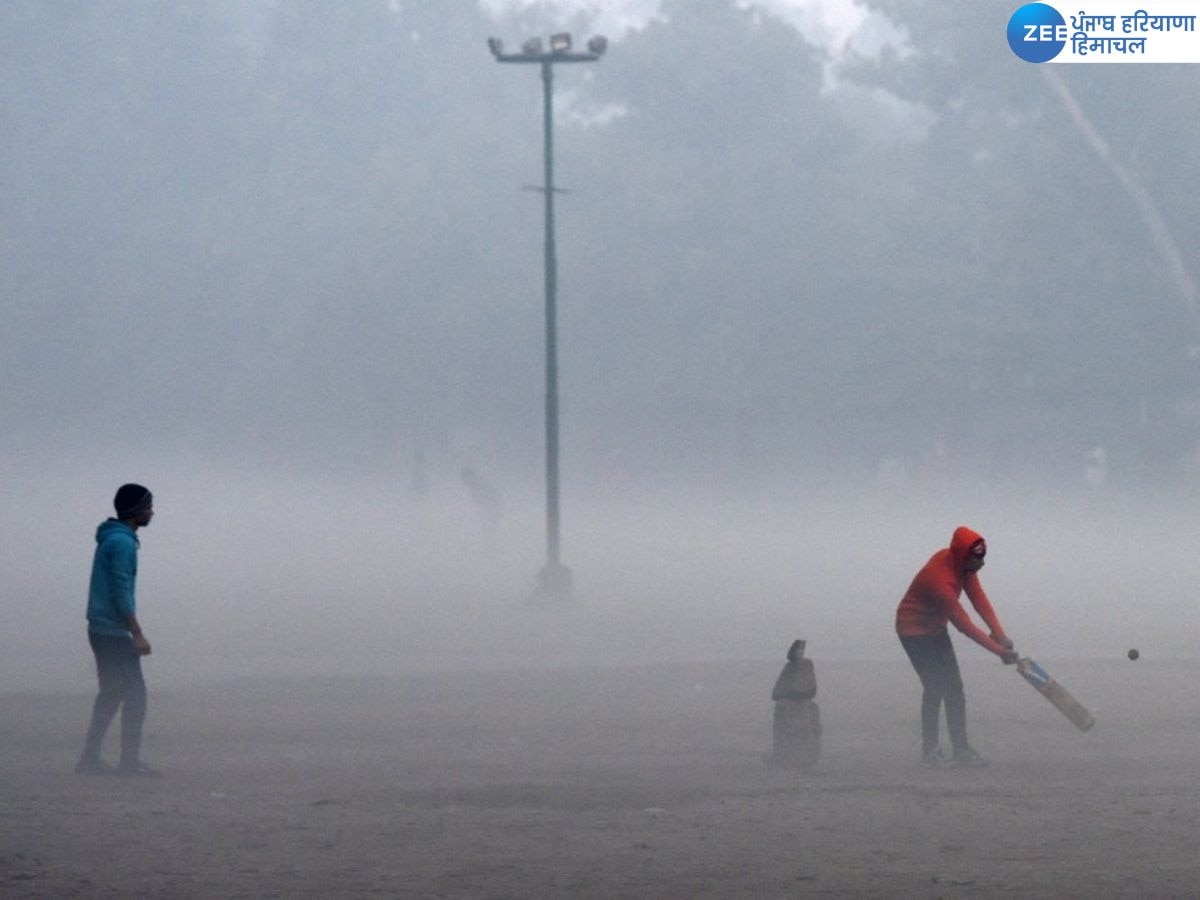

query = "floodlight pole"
490;36;604;602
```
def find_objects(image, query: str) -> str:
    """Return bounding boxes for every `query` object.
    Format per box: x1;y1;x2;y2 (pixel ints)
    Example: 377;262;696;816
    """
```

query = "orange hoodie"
895;526;1010;658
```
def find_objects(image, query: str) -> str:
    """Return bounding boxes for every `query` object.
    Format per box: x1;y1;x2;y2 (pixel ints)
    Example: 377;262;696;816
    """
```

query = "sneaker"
116;761;162;778
920;747;950;769
75;758;115;776
952;747;989;768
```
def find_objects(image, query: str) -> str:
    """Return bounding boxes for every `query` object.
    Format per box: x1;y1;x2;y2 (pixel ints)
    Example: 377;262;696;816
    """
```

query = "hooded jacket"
86;519;140;637
895;526;1009;658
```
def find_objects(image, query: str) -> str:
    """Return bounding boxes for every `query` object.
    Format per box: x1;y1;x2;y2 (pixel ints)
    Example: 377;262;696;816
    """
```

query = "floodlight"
550;32;572;53
522;36;543;55
487;37;503;57
586;35;607;55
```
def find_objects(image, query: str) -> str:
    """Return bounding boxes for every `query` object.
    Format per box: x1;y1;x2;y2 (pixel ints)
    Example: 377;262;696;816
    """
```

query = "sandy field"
2;655;1198;898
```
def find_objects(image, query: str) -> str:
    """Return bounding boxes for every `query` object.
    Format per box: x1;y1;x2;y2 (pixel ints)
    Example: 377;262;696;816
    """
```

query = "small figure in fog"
460;466;502;540
76;484;160;777
895;526;1019;769
767;639;820;770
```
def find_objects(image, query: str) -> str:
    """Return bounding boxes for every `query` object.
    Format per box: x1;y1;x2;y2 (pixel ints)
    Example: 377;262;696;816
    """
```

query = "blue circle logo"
1008;3;1066;63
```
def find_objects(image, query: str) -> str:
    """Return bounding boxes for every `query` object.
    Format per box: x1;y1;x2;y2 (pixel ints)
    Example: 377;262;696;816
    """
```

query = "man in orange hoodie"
896;526;1019;768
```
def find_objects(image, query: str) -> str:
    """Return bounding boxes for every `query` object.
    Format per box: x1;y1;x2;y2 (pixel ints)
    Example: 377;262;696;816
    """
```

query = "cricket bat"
1016;657;1095;732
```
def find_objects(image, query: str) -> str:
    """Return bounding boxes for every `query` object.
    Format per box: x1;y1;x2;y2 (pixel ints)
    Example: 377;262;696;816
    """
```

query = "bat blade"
1017;658;1095;732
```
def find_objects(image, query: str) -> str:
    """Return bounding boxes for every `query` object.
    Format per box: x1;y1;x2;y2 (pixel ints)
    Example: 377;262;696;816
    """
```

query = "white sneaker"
951;747;989;768
920;747;950;768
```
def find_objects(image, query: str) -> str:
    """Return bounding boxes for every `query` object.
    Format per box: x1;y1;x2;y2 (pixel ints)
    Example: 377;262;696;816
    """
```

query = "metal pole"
489;36;604;601
541;59;561;572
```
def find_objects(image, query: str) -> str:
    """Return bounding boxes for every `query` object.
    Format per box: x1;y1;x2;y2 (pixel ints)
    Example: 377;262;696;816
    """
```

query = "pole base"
533;563;573;603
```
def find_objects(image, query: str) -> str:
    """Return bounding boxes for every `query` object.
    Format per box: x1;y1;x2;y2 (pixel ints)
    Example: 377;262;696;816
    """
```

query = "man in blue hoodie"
77;483;158;776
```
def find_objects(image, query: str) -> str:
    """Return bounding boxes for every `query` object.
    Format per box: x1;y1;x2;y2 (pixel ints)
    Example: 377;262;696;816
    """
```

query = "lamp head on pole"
489;31;607;63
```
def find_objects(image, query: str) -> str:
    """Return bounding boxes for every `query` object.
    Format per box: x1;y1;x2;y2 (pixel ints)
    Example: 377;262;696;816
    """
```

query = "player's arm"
943;598;1015;661
104;540;137;618
127;614;151;656
105;540;150;654
963;574;1012;649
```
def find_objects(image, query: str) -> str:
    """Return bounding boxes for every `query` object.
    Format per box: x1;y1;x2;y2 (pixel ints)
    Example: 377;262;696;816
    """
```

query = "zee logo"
1024;24;1069;41
1008;3;1067;62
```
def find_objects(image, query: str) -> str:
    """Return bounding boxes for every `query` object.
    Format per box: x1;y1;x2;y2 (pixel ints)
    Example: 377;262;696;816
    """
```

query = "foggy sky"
2;1;1199;691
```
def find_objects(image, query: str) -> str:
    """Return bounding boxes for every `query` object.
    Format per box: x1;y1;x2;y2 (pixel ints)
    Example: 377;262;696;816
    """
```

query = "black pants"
899;632;968;754
80;632;147;766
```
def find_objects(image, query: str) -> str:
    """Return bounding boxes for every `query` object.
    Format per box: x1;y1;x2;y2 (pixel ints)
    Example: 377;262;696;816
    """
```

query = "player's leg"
900;634;949;765
78;634;124;773
930;635;969;755
116;650;148;773
929;635;987;766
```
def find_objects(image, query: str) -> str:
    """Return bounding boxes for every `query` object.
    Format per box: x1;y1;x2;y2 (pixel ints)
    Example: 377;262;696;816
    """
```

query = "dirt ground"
2;656;1197;898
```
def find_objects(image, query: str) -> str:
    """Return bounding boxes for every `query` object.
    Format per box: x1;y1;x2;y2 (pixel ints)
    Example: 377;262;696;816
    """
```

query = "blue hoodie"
86;519;140;636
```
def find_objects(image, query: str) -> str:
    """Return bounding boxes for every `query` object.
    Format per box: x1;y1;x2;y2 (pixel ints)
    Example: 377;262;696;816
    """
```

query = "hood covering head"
114;483;153;519
95;517;138;545
949;526;986;569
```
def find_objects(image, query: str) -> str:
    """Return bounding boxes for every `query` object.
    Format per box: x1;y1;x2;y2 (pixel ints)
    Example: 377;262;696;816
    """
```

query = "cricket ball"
1127;648;1140;661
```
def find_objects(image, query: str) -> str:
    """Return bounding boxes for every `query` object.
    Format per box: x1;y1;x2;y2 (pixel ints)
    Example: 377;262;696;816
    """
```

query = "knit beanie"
114;483;153;519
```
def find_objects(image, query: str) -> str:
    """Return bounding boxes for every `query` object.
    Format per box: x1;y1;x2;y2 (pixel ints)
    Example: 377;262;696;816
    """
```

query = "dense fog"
3;0;1199;690
8;450;1198;690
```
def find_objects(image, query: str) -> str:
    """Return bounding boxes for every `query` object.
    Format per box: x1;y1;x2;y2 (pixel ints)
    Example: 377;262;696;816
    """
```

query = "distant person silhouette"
76;484;160;777
460;466;502;539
